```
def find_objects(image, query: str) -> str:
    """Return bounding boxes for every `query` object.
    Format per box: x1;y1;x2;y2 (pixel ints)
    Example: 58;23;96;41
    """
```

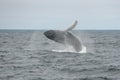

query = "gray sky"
0;0;120;30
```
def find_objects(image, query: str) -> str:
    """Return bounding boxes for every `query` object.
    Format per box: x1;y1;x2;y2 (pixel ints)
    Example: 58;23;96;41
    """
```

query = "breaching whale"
44;20;86;52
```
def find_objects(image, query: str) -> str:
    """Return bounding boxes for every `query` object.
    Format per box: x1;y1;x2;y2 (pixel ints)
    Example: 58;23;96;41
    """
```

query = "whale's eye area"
44;30;56;40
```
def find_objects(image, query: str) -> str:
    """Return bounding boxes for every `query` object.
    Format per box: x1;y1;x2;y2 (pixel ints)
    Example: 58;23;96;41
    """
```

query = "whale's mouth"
44;30;56;40
44;31;48;37
44;31;51;39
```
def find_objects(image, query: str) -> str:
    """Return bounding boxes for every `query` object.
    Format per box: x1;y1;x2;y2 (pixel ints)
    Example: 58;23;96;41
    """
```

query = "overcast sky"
0;0;120;30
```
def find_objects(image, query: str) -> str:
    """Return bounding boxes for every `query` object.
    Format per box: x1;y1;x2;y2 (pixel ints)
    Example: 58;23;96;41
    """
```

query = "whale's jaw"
44;30;56;40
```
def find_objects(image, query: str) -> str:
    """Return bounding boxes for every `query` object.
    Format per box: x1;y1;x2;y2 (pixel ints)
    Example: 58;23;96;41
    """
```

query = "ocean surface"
0;30;120;80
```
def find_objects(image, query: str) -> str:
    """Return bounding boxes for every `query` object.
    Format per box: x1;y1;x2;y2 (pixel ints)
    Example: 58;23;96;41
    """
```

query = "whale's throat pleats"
53;31;82;52
65;32;82;52
54;31;66;44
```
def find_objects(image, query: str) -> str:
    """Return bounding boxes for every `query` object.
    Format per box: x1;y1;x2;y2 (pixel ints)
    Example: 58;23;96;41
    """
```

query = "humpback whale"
44;20;86;52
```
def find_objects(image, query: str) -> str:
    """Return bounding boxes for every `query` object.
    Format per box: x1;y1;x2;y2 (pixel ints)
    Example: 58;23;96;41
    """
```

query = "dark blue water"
0;30;120;80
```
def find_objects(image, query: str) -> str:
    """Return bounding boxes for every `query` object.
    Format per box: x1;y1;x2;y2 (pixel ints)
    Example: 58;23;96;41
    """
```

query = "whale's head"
44;30;56;40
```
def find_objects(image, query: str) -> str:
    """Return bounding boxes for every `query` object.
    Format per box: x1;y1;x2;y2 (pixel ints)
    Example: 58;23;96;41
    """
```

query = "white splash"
79;46;87;53
52;46;87;53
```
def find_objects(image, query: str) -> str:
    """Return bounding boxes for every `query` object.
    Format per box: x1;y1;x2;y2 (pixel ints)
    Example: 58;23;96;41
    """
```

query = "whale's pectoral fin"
65;32;82;52
65;20;78;31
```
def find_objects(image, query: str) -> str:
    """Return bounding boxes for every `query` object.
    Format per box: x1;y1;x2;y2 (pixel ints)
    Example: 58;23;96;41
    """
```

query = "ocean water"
0;30;120;80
